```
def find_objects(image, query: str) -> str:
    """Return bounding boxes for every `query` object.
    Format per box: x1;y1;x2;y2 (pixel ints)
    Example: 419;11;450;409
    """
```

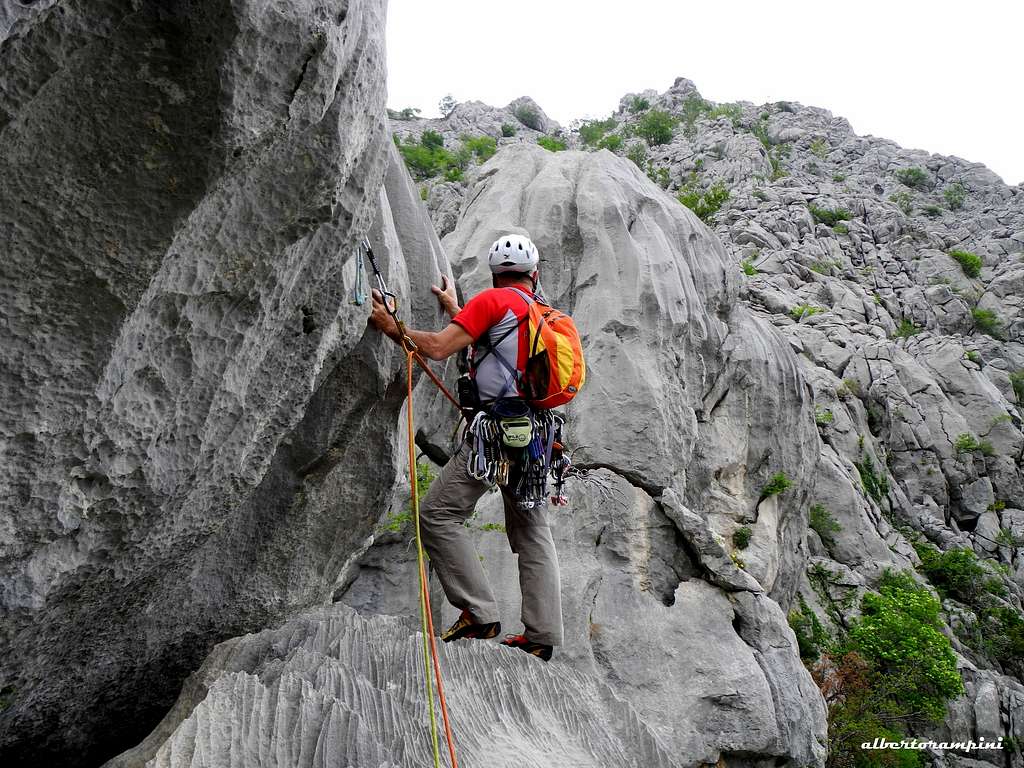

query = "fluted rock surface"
0;1;433;764
107;603;679;768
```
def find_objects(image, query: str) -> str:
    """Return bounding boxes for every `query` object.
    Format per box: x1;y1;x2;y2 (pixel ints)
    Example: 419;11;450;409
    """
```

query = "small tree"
438;94;458;118
635;110;677;146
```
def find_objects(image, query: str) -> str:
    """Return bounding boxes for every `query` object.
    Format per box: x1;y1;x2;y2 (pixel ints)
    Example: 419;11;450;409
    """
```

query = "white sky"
386;0;1023;186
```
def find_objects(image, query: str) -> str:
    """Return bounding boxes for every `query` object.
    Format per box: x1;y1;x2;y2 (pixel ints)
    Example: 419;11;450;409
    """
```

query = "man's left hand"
368;289;399;339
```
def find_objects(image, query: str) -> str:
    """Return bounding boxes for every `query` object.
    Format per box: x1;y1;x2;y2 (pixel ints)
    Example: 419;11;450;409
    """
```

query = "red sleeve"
450;288;506;341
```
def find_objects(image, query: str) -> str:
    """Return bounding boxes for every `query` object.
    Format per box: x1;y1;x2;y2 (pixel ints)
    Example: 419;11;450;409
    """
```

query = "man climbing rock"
368;233;562;661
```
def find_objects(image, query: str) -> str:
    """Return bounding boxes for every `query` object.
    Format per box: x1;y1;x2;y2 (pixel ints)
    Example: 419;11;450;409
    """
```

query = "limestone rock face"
0;1;412;765
345;144;830;766
106;604;680;768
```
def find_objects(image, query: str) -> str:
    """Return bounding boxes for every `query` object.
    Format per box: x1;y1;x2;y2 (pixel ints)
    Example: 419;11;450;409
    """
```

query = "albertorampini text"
861;736;1004;751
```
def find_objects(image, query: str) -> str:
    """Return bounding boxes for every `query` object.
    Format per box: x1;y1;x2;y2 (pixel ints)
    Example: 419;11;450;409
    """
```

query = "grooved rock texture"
0;1;424;765
343;144;829;767
107;604;679;768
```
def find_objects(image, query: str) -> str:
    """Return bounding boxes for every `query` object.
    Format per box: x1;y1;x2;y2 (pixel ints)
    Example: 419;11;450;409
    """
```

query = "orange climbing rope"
402;331;459;768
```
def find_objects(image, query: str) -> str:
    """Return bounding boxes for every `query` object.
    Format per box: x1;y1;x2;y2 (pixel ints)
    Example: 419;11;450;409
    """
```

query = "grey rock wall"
0;1;414;765
342;143;829;767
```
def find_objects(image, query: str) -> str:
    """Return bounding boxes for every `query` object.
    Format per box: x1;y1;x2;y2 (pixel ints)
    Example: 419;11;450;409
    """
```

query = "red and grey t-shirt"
451;287;534;402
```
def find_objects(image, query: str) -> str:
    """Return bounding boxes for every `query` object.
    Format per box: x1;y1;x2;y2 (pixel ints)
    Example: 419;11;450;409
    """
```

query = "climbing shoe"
500;634;553;662
441;609;500;642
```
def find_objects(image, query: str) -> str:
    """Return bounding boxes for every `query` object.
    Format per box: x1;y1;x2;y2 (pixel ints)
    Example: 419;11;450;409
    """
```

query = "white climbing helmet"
488;234;539;274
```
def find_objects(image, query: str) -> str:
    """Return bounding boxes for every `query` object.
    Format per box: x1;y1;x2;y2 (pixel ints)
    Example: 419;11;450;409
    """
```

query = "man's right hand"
431;274;460;318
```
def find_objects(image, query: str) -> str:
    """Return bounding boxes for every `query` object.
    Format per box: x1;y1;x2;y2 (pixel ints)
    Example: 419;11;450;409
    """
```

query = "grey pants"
420;439;564;646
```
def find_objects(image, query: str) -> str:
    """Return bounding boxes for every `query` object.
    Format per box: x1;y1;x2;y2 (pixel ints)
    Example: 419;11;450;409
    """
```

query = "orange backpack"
483;288;585;409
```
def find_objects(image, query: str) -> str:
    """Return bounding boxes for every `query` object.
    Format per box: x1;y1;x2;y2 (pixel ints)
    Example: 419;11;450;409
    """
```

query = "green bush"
709;102;743;126
791;303;822;320
536;136;566;152
839;569;964;723
646;165;670;188
854;449;890;504
972;307;1004;340
944;182;966;210
680;95;712;135
501;123;517;137
809;137;829;158
444;166;463;182
420;130;444;150
949;249;981;278
579;117;617;146
419;186;428;201
895;166;931;190
809;503;842;546
761;471;793;498
625;142;647;168
814;408;834;426
912;541;1005;603
462;134;497;161
889;191;914;215
398;141;449;179
965;350;982;365
628;96;650;113
832;222;849;235
677;179;730;223
893;318;923;338
635;109;678;146
923;204;943;218
832;172;846;182
788;593;830;660
732;526;752;549
597;133;623;152
1011;371;1024;404
954;432;994;456
513;104;542;130
740;259;757;276
808;205;851;227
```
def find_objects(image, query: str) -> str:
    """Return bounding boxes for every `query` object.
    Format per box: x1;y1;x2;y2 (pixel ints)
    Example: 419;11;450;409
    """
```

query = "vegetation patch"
628;96;650;113
379;461;437;533
501;123;517;137
513;104;543;130
853;447;890;504
732;526;752;549
893;318;923;338
761;471;793;498
949;249;981;278
677;177;730;222
1011;371;1024;404
895;166;931;190
635;109;678;146
889;191;914;215
972;307;1005;340
809;503;842;546
808;205;851;227
537;136;566;152
944;182;966;210
579;117;618;146
954;432;995;457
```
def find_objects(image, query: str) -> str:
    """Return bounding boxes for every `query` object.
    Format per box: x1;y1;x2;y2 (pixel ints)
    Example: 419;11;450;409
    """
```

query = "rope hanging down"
362;238;458;768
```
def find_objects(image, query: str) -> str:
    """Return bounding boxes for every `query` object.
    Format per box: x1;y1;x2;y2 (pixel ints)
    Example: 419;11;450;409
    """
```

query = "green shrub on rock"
949;249;981;278
944;182;966;210
808;205;851;227
536;136;566;152
895;166;931;189
677;179;730;223
635;109;678;146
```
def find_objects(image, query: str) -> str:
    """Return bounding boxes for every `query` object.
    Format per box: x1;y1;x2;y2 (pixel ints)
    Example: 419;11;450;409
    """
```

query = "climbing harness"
364;237;458;768
466;401;572;508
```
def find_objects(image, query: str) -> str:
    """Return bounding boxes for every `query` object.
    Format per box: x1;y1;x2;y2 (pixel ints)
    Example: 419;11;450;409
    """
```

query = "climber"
367;233;563;662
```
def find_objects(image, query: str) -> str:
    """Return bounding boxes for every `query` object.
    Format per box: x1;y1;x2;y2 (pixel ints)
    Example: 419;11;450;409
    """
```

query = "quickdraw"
466;404;572;508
